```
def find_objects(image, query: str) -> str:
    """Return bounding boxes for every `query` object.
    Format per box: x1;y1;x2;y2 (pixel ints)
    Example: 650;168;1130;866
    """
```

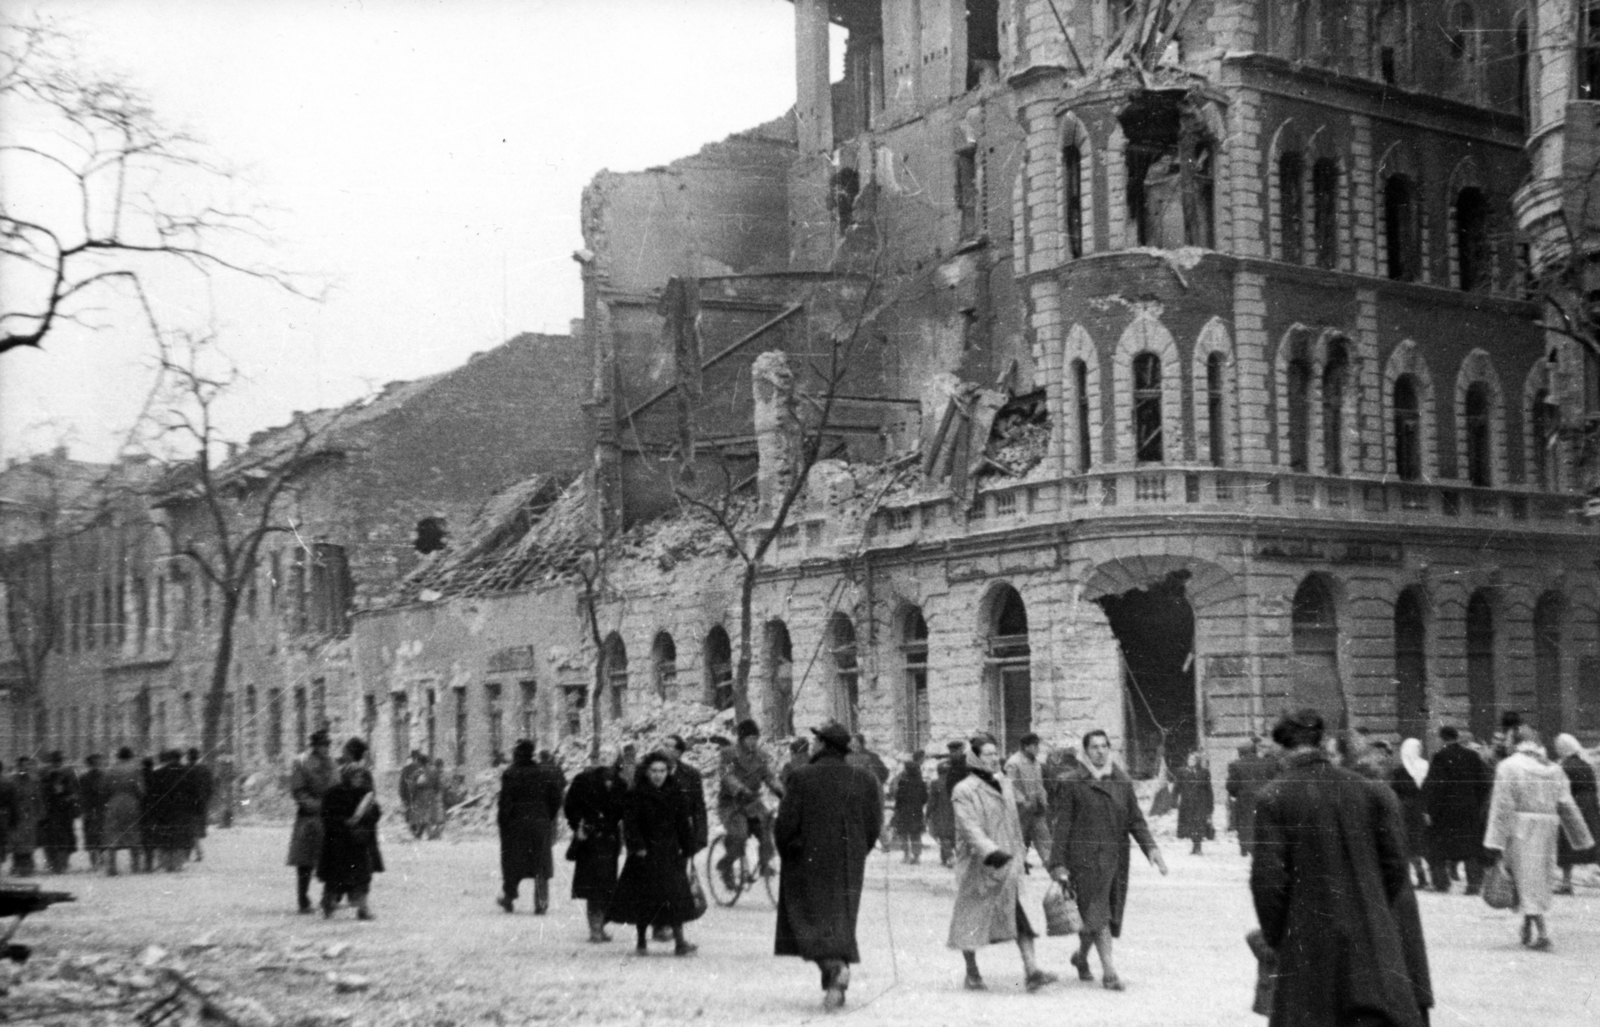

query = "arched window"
828;614;860;731
1534;592;1564;736
1394;374;1421;480
1206;352;1226;466
1466;591;1495;743
704;626;733;711
1064;143;1084;259
1291;577;1345;724
1375;0;1408;84
1133;352;1164;462
1313;159;1340;269
1464;381;1492;486
1279;152;1304;263
601;633;627;721
1394;589;1427;741
1286;338;1313;472
986;587;1031;753
1322;339;1350;475
1531;388;1557;489
764;620;794;736
1455;188;1489;292
1073;359;1093;471
901;608;930;751
1384;174;1419;282
652;631;677;698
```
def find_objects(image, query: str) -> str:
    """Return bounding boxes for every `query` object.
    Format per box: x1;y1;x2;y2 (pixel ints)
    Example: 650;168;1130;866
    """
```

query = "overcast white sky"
1;0;821;462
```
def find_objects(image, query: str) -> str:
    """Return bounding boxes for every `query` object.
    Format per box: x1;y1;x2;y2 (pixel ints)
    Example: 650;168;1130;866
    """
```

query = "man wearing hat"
926;741;964;866
715;718;784;892
286;729;338;913
774;721;883;1010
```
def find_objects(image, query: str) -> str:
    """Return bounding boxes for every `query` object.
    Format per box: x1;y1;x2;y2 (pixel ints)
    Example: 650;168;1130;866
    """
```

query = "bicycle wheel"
704;834;744;907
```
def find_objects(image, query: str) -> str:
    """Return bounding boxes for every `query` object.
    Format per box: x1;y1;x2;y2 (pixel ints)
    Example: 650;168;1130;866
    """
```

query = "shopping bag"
1481;860;1517;910
1042;879;1083;936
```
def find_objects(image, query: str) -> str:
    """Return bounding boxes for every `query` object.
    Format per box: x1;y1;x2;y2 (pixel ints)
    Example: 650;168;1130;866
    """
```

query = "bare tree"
0;17;311;354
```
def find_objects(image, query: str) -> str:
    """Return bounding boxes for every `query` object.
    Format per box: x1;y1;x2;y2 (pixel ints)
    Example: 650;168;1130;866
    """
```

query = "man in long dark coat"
652;735;708;943
496;739;566;915
286;730;337;912
80;754;107;869
9;756;44;876
1047;728;1166;990
565;750;628;941
774;721;883;1011
1251;709;1431;1027
39;750;80;873
183;748;214;862
1227;739;1273;856
1422;724;1492;894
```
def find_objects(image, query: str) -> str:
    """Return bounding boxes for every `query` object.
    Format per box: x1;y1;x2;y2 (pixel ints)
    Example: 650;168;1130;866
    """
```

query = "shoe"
962;973;986;991
1553;883;1574;896
1520;920;1533;947
298;899;313;915
534;905;548;916
719;871;737;892
321;905;334;920
588;929;613;944
496;896;513;913
1102;975;1124;991
1025;970;1059;993
634;943;648;956
1529;936;1552;952
651;926;672;942
823;986;845;1011
356;908;374;921
1070;951;1093;982
674;942;698;957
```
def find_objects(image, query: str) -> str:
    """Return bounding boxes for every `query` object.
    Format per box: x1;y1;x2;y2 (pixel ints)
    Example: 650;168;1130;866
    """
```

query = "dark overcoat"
285;750;338;867
925;765;955;840
79;768;106;850
1226;753;1273;850
1251;750;1429;1027
8;772;42;854
39;765;79;854
564;765;626;902
773;749;883;963
607;778;699;927
1173;764;1214;842
674;760;709;856
1389;766;1429;858
317;766;384;893
1048;765;1157;937
143;764;193;851
890;764;928;838
497;759;565;882
185;763;215;840
1557;754;1600;868
1420;742;1492;861
101;761;144;850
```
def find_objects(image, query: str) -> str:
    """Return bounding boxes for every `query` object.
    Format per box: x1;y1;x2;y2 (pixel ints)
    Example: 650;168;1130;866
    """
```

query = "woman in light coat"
948;736;1056;993
1484;726;1595;950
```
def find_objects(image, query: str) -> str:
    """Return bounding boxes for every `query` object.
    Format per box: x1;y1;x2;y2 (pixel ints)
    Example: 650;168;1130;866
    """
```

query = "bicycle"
704;827;778;907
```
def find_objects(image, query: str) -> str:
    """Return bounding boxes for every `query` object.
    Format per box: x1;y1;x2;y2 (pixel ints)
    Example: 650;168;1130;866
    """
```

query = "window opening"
1394;374;1422;480
956;148;980;241
652;631;677;698
390;692;410;763
765;620;794;736
829;614;860;732
1286;338;1312;472
985;587;1031;754
485;683;503;760
1585;2;1600;100
901;608;929;752
1534;593;1564;736
602;634;628;722
1064;144;1084;258
1516;17;1531;123
1376;0;1407;84
1207;352;1226;466
1531;388;1557;489
834;167;861;230
1133;352;1164;462
1322;341;1349;475
1455;188;1488;292
1120;95;1215;250
1448;4;1475;63
1073;359;1093;472
965;0;1000;91
705;626;734;711
1384;175;1418;282
1394;589;1428;742
518;680;537;740
1279;152;1304;263
453;685;468;765
414;517;447;555
1465;381;1492;486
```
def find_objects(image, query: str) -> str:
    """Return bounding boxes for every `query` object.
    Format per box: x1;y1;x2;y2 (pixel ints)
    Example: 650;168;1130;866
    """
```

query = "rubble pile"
613;507;739;572
232;770;297;823
982;392;1051;478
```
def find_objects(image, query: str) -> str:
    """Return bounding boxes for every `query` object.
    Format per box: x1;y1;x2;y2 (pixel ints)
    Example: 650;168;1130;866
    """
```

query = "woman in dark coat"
890;754;928;864
145;750;194;872
1390;739;1431;889
39;751;80;873
101;748;144;876
606;752;700;955
1554;733;1600;893
1173;751;1214;854
1422;726;1493;894
495;739;566;915
925;754;958;866
564;754;627;941
317;738;383;920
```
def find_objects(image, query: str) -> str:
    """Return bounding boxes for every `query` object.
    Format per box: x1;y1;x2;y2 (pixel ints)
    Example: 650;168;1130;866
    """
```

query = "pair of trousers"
1428;855;1484;893
505;875;549;910
719;813;773;872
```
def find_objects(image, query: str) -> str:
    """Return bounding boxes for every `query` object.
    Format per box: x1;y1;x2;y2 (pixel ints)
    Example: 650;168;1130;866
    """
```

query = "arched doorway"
764;620;794;736
601;633;628;721
827;614;860;731
1291;576;1345;725
1534;592;1564;736
985;586;1032;754
705;626;733;711
1394;589;1427;742
900;607;930;752
1098;572;1196;777
1465;591;1495;742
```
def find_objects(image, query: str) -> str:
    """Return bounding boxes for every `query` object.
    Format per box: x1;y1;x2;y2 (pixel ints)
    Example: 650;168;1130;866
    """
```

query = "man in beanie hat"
774;721;883;1010
716;718;784;892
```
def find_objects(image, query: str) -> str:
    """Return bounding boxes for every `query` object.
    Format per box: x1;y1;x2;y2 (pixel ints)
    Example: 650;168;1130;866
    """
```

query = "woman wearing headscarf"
1390;739;1431;889
1484;726;1595;950
606;751;700;955
317;738;384;920
563;747;627;941
1553;734;1599;895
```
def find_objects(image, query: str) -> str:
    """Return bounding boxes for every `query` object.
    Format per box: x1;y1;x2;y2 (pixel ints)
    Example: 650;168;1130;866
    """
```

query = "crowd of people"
0;747;214;877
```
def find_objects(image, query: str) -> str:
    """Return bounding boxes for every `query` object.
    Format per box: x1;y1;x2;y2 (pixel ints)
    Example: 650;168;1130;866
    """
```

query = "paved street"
12;823;1599;1027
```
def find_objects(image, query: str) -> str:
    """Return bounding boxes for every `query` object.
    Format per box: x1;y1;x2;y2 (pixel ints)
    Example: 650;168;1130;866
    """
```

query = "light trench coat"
1484;748;1595;915
947;770;1028;950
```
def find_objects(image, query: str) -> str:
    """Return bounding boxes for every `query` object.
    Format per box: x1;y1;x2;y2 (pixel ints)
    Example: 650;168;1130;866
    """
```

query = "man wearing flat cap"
715;718;784;892
774;721;883;1010
286;729;337;913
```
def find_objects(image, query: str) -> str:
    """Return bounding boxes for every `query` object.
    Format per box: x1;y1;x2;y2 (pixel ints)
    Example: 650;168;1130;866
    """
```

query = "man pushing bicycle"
716;719;784;891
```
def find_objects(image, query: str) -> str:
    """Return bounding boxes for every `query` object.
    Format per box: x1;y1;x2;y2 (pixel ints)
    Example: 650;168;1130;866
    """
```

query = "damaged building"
353;0;1600;780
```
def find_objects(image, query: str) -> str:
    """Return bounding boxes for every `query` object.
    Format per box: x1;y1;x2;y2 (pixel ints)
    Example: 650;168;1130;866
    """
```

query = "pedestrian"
38;750;80;874
1004;733;1051;865
1483;726;1595;950
145;749;193;872
652;734;708;943
410;752;445;839
564;749;628;942
183;748;214;862
1174;750;1214;855
846;733;890;788
1422;725;1493;894
286;729;337;913
495;738;566;915
1250;708;1433;1027
80;754;107;869
1391;739;1431;890
137;755;157;872
317;737;383;920
890;752;928;863
926;745;959;867
1225;739;1271;856
8;755;43;876
398;750;422;836
1047;728;1166;991
429;758;451;835
606;752;700;956
773;721;883;1010
950;734;1057;994
1553;733;1599;894
715;719;783;891
101;747;144;876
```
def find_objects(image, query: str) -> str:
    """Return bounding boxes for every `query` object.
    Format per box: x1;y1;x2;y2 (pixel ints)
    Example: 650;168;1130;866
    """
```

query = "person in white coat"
1483;726;1595;950
947;735;1058;993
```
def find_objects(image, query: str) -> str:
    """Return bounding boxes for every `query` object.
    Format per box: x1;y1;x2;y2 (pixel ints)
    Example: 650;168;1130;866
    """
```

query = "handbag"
1042;879;1083;936
687;865;709;920
1482;860;1517;910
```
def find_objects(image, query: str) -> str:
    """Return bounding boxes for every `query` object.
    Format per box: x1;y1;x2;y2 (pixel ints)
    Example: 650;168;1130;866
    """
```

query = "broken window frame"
453;685;468;766
602;633;628;722
900;607;929;754
1531;388;1557;490
705;626;734;711
1132;351;1164;463
651;631;677;698
1123;106;1215;251
828;613;859;733
518;680;537;741
965;0;1000;92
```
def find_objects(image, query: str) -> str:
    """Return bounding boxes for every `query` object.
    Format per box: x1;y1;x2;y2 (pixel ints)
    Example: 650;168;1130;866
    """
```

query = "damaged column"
753;351;800;517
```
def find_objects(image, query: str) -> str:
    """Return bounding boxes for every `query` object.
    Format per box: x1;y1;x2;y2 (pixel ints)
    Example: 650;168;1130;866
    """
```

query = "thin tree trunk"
731;560;757;724
201;593;239;761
